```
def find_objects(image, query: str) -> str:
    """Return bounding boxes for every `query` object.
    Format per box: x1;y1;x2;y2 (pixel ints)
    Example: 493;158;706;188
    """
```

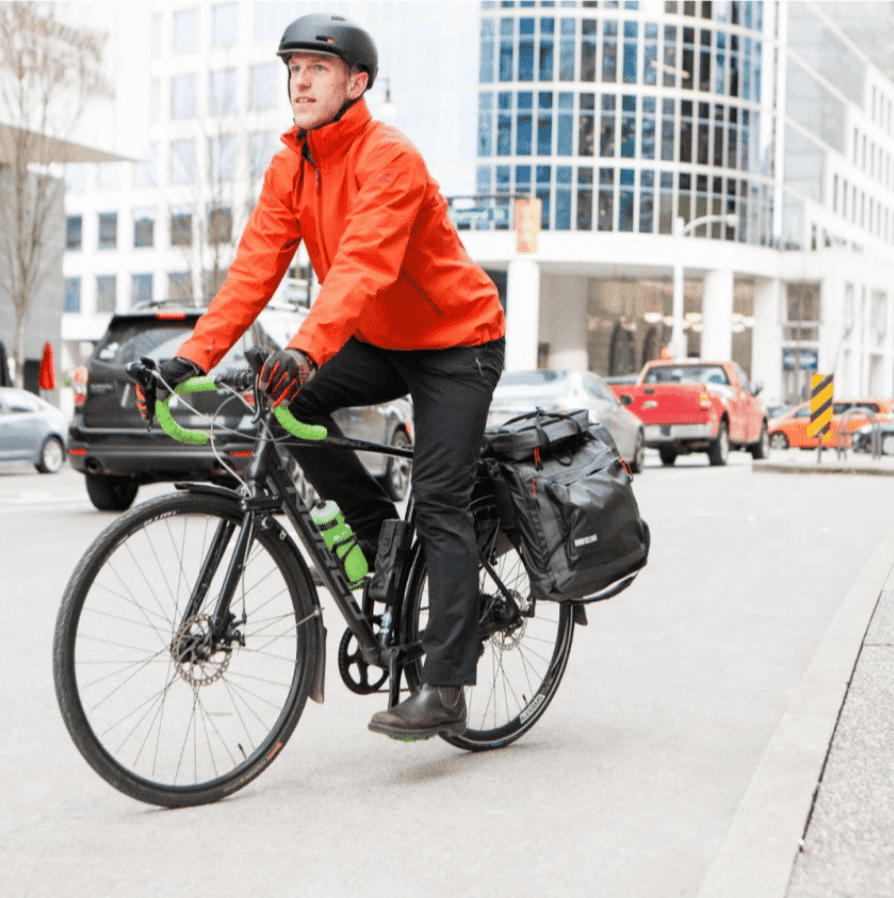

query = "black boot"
368;684;467;741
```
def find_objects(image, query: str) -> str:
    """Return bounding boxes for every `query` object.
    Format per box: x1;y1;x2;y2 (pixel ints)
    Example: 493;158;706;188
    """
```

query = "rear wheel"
379;428;412;501
36;436;65;474
708;421;730;466
85;473;139;511
769;431;789;451
53;492;317;807
401;495;575;751
750;422;770;459
659;446;677;467
629;430;645;474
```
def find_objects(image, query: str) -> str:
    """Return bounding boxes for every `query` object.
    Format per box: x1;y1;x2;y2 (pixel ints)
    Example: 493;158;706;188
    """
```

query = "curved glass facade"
474;0;774;244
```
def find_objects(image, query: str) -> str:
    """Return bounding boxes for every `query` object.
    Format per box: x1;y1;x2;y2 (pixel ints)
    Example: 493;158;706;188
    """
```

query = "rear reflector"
68;448;87;456
156;311;186;319
228;450;252;458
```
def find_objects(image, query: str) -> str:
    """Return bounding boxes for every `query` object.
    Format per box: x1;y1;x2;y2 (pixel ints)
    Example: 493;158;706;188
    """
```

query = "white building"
62;1;894;409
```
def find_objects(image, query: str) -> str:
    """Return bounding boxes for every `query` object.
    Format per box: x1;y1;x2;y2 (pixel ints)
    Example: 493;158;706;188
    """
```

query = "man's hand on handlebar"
135;357;205;422
259;349;316;408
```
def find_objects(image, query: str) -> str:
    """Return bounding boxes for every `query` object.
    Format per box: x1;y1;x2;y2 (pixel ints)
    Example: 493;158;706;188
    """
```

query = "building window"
208;205;232;244
98;213;117;250
497;91;512;156
478;92;494;157
557;92;573;155
172;74;197;119
642;97;656;160
623;20;638;84
132;274;153;307
133;210;155;248
577;167;593;230
619;168;634;231
151;13;162;57
620;95;636;159
250;63;277;110
581;19;596;82
170;139;196;185
598;167;614;231
680;100;693;163
480;19;495;82
212;3;238;48
64;277;81;313
661;98;675;161
249;131;279;178
66;216;82;250
556;166;572;230
603;19;618;83
644;21;658;86
663;25;677;88
168;271;192;302
96;275;116;313
539;17;554;80
639;170;654;233
150;79;160;122
210;69;237;115
134;143;158;188
517;92;532;155
170;206;193;246
210;135;235;180
559;18;575;81
600;94;616;157
518;17;535;81
499;17;514;81
174;9;199;54
536;165;551;229
97;163;121;189
577;93;593;156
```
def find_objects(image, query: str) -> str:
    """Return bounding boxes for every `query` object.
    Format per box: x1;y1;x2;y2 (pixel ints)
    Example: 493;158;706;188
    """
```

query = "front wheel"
36;435;65;473
401;495;575;751
750;422;770;459
53;492;318;807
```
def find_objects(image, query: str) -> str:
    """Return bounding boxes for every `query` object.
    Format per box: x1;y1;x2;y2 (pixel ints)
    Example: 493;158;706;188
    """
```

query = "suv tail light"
72;365;89;406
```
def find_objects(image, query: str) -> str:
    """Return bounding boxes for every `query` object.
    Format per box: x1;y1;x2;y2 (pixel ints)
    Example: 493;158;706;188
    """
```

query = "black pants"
286;336;505;686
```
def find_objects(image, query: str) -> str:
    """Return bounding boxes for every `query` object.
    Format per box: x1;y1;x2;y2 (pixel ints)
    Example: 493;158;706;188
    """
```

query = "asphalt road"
2;452;893;898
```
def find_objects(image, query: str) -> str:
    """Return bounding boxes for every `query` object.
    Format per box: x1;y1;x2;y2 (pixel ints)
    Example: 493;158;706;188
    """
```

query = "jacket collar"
281;98;372;163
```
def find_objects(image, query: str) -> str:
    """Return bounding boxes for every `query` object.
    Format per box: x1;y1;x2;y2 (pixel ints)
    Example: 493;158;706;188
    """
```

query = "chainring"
337;627;389;695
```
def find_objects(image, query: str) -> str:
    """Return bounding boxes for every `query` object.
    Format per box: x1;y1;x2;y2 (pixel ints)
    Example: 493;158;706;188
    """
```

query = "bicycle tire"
53;492;318;807
401;494;574;751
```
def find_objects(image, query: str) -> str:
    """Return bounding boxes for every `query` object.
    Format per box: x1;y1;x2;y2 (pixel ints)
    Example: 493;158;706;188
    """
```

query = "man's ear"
349;69;369;99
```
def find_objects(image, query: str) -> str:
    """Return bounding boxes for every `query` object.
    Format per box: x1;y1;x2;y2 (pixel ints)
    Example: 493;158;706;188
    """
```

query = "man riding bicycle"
141;13;505;741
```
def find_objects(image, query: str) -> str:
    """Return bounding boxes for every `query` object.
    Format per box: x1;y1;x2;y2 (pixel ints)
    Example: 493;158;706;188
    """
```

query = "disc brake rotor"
172;614;232;686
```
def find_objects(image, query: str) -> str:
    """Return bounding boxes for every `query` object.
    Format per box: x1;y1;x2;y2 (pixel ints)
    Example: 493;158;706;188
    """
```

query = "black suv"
68;305;413;510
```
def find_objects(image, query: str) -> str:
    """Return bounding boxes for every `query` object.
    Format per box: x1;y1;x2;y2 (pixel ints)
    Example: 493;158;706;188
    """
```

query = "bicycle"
52;347;580;808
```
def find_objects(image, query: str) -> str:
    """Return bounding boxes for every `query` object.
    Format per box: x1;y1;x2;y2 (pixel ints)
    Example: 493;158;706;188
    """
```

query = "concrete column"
752;277;783;406
700;268;734;361
546;275;588;371
505;257;541;370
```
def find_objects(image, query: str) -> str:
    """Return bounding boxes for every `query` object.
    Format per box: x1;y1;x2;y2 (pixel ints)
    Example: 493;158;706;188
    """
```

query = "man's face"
288;52;367;131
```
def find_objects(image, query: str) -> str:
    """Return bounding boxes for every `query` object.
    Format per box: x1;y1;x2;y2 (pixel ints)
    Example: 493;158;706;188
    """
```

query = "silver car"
487;369;646;473
0;387;68;473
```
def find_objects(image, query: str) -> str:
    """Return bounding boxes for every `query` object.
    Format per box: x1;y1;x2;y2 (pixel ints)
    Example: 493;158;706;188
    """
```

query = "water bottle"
310;500;368;589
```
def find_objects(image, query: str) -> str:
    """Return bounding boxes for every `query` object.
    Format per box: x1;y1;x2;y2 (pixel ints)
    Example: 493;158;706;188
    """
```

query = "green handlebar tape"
153;375;328;445
154;376;217;445
273;405;328;441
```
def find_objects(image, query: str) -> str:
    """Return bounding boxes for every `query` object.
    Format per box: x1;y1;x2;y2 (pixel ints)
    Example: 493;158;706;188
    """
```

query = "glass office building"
60;1;894;407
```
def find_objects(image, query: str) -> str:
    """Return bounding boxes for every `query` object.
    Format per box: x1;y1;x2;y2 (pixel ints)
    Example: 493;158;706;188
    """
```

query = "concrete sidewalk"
699;451;894;897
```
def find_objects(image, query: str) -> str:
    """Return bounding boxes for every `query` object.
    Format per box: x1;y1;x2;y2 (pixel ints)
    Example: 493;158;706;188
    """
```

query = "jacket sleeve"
176;159;302;373
288;137;427;366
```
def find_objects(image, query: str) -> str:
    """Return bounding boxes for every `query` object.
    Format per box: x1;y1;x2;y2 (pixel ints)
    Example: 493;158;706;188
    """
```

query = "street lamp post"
669;212;739;360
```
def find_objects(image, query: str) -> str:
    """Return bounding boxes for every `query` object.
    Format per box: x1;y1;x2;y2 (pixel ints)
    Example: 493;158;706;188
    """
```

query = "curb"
754;459;894;477
695;524;894;898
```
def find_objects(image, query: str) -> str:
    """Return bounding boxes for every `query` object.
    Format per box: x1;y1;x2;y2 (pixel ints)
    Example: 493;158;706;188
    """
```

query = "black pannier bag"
482;408;650;603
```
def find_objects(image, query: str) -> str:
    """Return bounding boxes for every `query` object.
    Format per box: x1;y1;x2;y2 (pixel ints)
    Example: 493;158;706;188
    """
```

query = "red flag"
38;341;56;390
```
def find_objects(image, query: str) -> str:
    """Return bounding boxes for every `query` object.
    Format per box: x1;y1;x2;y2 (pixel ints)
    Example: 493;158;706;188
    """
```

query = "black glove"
135;357;204;421
258;349;316;408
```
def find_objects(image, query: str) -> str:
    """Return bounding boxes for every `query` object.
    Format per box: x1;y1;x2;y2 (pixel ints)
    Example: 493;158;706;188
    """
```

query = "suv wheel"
379;428;412;501
36;436;65;474
86;473;139;511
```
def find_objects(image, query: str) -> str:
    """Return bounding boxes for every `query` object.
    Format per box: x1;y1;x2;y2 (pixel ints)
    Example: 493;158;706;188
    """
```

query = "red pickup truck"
611;360;769;466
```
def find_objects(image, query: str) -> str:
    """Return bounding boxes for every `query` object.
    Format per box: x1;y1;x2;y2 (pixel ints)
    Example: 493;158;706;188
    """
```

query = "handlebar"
125;359;328;445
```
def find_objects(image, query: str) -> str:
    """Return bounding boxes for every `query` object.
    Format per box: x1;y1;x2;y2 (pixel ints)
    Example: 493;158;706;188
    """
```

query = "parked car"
67;305;414;510
486;369;646;473
0;387;67;473
767;398;893;450
612;359;769;466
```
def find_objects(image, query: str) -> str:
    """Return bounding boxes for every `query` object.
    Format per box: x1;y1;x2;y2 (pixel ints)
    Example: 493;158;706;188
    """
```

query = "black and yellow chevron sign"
809;374;834;436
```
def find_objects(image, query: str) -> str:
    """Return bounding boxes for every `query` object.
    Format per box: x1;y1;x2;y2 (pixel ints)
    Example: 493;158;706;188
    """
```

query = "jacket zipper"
304;137;333;273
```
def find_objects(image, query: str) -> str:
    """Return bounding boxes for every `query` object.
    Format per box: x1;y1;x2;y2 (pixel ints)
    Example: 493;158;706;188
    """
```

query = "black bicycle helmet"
277;13;378;91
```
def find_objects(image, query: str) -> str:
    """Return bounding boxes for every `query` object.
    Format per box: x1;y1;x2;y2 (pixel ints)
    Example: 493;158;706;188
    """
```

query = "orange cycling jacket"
176;98;505;373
